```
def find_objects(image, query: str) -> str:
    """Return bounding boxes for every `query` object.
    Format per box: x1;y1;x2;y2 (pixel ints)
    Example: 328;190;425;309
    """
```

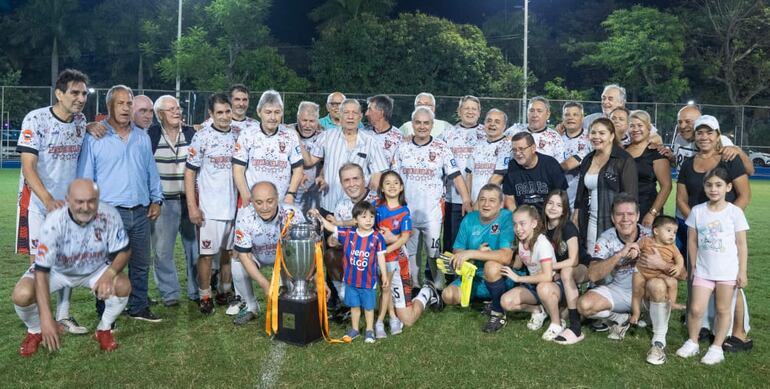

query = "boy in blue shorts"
311;201;389;343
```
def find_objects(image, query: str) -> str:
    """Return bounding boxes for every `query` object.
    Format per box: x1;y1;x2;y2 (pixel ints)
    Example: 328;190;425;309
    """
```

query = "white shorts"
22;264;110;293
589;284;632;313
386;261;412;309
406;205;444;260
27;209;44;256
199;219;234;255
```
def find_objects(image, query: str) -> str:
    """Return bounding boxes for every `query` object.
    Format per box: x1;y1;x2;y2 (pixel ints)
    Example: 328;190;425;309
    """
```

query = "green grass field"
1;168;768;388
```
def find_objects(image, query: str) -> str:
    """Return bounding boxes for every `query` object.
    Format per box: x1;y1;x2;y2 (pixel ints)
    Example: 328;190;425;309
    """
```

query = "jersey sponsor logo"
491;224;500;234
202;240;212;249
350;257;369;271
450;158;457;167
22;129;34;142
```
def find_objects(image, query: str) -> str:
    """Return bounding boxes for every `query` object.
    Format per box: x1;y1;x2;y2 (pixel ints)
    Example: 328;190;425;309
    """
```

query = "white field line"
258;342;286;388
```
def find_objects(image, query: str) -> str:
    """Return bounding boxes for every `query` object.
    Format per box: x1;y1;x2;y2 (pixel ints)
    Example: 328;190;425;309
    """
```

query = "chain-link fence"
3;86;770;167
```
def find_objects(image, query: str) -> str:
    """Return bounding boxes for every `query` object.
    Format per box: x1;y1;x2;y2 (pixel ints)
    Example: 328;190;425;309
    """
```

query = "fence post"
740;105;745;148
1;86;4;166
653;103;658;127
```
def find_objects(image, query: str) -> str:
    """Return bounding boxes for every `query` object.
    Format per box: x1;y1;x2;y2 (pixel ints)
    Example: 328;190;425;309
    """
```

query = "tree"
543;77;590;101
576;6;689;102
309;0;395;31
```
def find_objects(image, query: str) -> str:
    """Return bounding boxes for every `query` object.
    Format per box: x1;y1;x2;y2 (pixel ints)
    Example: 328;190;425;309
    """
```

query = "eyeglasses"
512;144;534;154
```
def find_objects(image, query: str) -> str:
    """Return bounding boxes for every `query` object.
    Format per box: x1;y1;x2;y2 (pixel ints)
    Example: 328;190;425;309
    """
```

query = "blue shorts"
449;269;524;300
344;285;377;310
521;280;565;305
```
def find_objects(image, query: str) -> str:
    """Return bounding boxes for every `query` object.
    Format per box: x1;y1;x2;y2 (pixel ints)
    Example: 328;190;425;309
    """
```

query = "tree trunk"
51;36;58;104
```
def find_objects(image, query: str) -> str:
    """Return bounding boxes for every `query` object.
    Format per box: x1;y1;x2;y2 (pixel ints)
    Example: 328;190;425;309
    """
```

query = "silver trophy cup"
280;222;320;301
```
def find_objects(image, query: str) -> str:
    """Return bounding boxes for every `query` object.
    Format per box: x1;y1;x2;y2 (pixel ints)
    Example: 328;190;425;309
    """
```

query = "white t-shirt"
504;124;567;163
34;203;128;277
233;203;305;266
686;202;749;281
469;136;511;202
186;125;237;221
562;129;593;209
232;124;303;202
16;107;87;215
518;234;555;277
592;226;652;288
441;127;477;204
393;137;460;223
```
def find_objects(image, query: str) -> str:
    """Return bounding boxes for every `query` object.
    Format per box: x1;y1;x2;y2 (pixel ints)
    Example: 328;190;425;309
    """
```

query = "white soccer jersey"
393;137;460;223
562;129;593;208
201;116;259;140
232;124;303;201
233;204;306;266
505;124;567;163
367;125;403;168
454;123;486;142
334;190;379;222
34;202;128;277
470;136;511;202
441;127;476;204
16;107;87;214
294;127;323;204
186;125;237;221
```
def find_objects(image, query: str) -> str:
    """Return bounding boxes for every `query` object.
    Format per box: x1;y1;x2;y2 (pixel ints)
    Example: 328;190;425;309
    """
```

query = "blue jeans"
118;206;152;314
151;198;199;302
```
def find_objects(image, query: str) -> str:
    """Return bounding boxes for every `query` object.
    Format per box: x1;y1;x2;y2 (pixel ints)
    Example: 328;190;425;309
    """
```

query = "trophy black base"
275;295;322;346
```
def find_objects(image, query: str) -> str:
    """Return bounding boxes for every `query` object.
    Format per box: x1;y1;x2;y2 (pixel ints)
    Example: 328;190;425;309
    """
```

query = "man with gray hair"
291;101;324;213
582;84;627;131
133;95;154;130
78;84;163;322
399;92;454;138
320;92;362;130
147;95;199;306
506;96;566;162
365;94;402;166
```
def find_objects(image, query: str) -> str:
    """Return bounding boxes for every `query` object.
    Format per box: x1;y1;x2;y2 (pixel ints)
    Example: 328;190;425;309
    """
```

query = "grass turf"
0;168;768;387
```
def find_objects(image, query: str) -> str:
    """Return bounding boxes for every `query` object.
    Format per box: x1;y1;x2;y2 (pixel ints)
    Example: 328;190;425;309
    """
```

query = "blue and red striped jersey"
375;201;412;262
337;227;386;289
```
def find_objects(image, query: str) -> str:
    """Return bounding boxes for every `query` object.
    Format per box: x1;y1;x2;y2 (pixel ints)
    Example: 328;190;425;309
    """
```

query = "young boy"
311;201;389;343
630;215;685;324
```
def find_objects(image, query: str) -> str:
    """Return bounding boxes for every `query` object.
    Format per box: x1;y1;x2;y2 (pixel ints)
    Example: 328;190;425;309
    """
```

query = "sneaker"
483;312;507;333
389;319;403;335
425;281;444;312
375;322;387;339
607;320;630;340
342;328;360;343
198;297;215;315
215;291;234;306
226;296;246;316
94;330;119;352
698;327;715;343
147;297;159;306
542;323;564;341
233;309;256;326
364;330;376;344
701;345;725;365
58;317;88;335
676;339;700;358
526;308;548;330
591;320;609;332
646;341;667;365
128;307;162;323
18;332;43;357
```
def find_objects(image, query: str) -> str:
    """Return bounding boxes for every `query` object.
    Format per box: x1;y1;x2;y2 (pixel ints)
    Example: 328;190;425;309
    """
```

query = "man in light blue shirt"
78;84;163;323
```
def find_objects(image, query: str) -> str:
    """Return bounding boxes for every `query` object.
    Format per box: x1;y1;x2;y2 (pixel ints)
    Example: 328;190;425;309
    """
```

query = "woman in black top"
625;110;671;227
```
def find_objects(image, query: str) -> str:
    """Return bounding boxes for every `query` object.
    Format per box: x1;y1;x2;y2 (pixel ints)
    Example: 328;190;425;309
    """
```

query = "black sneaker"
425;281;444;312
698;327;715;343
591;320;609;332
128;307;162;323
483;312;507;333
480;301;492;316
199;297;215;315
215;291;233;306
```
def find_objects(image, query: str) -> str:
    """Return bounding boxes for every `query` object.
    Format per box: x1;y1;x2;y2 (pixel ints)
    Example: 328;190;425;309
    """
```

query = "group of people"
12;70;753;366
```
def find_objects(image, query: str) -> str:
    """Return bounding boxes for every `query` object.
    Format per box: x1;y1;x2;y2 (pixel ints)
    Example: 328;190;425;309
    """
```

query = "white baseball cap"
694;115;720;132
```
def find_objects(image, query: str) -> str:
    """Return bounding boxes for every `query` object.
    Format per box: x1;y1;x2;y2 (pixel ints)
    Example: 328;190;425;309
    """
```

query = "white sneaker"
226;297;247;316
701;345;725;365
375;321;387;339
607;321;630;340
389;319;403;335
527;308;548;330
58;317;88;335
676;339;700;358
646;342;667;365
542;323;563;341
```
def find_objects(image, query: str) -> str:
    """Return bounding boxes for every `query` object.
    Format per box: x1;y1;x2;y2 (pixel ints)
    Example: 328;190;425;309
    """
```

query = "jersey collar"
412;135;433;147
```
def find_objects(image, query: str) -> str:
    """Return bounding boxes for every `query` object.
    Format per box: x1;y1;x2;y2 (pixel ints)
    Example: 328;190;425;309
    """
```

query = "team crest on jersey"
37;243;49;256
22;129;33;142
94;228;103;241
491;224;500;234
188;147;197;158
279;142;286;153
76;125;82;137
202;240;212;249
31;239;39;249
384;140;392;150
429;151;437;162
234;142;241;152
539;139;546;149
235;229;244;241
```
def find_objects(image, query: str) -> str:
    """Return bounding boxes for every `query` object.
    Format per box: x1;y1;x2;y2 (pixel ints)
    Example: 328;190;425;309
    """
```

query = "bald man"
230;181;305;325
133;95;154;130
12;179;132;356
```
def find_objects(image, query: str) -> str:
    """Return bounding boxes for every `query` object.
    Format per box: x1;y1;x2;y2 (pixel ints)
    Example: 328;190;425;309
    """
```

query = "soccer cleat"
58;317;88;335
607;320;631;340
342;328;360;343
19;332;43;357
646;342;667;365
542;323;564;341
526;309;548;331
676;339;700;358
233;309;256;326
215;291;234;306
128;307;162;323
425;281;444;312
483;312;507;333
364;330;376;344
375;322;387;339
226;296;246;316
198;297;215;315
701;345;725;365
95;330;119;352
389;319;403;335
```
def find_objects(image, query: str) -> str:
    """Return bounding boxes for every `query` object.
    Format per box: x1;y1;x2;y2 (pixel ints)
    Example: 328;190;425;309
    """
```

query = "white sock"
607;311;629;324
98;296;128;331
413;286;432;308
649;302;671;347
591;309;611;319
231;261;257;312
15;304;41;334
333;281;345;301
199;288;211;299
55;287;72;321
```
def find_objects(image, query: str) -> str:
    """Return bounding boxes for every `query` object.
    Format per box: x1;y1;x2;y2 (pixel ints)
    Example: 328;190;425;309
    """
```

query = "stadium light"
687;100;695;105
88;88;95;94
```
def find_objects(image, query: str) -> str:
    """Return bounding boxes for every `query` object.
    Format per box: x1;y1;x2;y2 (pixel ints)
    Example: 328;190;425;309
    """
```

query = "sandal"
723;336;753;353
553;328;585;345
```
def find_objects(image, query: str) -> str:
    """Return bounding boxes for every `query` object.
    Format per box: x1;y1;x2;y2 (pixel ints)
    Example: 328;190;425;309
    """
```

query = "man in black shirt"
503;132;567;211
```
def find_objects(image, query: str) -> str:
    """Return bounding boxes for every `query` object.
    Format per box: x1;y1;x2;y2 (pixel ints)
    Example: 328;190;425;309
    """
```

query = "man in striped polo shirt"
148;95;199;306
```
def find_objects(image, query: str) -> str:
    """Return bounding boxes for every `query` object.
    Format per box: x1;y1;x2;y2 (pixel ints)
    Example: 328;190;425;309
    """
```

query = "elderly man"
609;107;631;145
133;95;154;130
185;93;238;315
472;109;511;201
12;179;131;356
583;84;627;130
15;69;91;335
231;181;305;325
365;94;403;166
233;90;304;205
147;95;199;306
576;193;651;343
77;85;163;322
399;92;454;138
393;106;473;289
291;101;324;213
302;98;388;217
560;102;593;209
502;132;567;211
319;92;362;130
506;96;566;162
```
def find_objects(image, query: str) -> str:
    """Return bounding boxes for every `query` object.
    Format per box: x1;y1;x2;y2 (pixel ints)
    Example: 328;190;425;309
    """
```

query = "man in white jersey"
15;69;91;335
505;96;567;163
454;95;486;141
473;109;511;201
12;179;131;356
291;101;324;213
185;93;237;315
365;94;402;167
399;92;454;138
231;182;305;325
200;84;260;138
132;95;154;130
559;102;593;209
393;106;473;289
233;90;304;205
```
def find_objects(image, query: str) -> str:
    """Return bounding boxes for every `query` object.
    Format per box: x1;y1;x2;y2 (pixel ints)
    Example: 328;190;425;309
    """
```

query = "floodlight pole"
521;0;528;123
175;0;182;99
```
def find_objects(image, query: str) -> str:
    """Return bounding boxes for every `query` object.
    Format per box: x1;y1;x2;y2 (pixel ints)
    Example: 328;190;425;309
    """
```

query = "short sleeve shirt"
336;227;386;289
365;125;403;169
453;209;514;278
678;157;745;209
592;225;651;289
502;153;567;210
441;127;476;204
233;204;306;266
186;125;237;220
333;190;379;222
686;203;749;281
545;220;581;262
505;124;567;162
518;234;556;276
470;136;511;202
375;201;412;262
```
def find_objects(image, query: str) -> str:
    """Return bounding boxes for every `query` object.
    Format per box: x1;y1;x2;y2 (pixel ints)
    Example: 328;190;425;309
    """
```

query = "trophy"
275;222;323;345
